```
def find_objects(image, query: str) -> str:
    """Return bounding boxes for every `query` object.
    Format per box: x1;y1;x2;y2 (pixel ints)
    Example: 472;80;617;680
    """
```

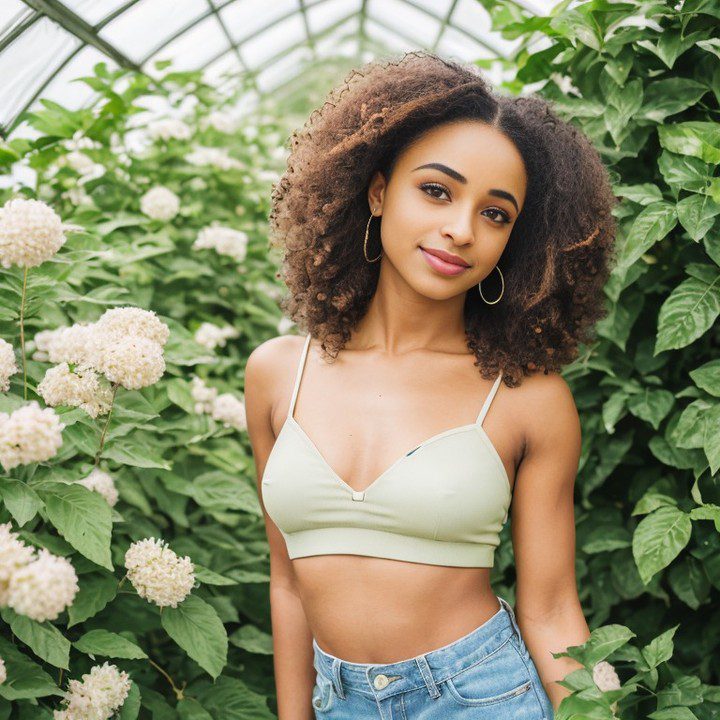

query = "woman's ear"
367;170;386;213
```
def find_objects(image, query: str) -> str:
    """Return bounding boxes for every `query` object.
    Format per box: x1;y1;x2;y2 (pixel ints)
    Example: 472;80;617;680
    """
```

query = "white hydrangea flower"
194;322;239;350
61;186;93;207
0;655;5;685
211;392;247;431
7;548;79;622
139;186;180;221
256;279;283;302
37;363;113;419
257;169;280;183
77;467;118;507
95;335;165;390
54;661;131;720
200;111;238;134
185;146;244;171
0;338;19;392
593;660;620;714
0;401;65;471
0;522;36;605
187;177;207;192
124;537;195;608
0;198;82;269
190;375;218;415
57;152;106;183
64;131;101;152
192;224;248;262
147;117;192;142
32;324;104;368
95;307;170;347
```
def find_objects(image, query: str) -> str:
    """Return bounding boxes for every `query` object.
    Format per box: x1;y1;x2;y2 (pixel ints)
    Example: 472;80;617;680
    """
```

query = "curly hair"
268;50;618;387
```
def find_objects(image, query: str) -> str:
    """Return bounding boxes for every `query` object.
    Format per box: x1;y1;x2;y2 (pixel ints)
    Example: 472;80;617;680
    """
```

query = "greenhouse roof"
1;0;555;139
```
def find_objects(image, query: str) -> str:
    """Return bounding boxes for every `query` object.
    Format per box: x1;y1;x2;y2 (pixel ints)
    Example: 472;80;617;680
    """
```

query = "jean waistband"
312;595;524;701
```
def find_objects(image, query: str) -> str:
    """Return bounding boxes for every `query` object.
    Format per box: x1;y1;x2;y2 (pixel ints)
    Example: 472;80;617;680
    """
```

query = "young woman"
245;51;617;720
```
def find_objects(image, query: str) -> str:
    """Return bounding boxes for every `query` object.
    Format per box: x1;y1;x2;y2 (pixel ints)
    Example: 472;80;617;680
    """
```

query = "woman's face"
367;119;527;300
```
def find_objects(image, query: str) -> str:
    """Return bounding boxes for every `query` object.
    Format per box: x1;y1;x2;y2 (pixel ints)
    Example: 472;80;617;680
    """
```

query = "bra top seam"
475;371;503;426
287;332;312;420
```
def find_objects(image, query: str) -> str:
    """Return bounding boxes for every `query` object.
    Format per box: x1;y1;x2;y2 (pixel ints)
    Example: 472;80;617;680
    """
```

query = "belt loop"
497;595;523;641
331;657;346;699
415;654;441;699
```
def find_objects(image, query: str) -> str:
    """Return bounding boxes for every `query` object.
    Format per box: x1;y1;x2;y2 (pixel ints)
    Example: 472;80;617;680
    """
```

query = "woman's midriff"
293;554;501;664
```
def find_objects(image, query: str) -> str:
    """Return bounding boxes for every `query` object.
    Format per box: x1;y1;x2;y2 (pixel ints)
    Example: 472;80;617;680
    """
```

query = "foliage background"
0;0;719;718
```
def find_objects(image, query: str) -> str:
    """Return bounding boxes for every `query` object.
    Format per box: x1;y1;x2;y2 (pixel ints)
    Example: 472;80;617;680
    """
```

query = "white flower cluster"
32;307;169;391
0;338;19;391
277;316;294;335
139;186;180;221
192;224;248;262
593;660;620;714
64;131;102;152
0;401;65;471
38;362;113;418
0;655;5;685
189;375;246;430
124;537;195;608
61;186;93;207
54;661;131;720
185;146;244;171
56;152;106;184
199;111;238;134
78;467;119;507
194;322;240;350
0;198;83;269
0;523;78;622
147;117;192;142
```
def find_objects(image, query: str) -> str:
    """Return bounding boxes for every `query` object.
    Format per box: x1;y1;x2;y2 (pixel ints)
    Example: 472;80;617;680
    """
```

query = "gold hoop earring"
364;209;382;263
478;265;504;304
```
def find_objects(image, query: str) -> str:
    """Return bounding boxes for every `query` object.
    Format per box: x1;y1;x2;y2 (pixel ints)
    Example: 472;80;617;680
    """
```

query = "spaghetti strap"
476;371;503;426
287;333;312;420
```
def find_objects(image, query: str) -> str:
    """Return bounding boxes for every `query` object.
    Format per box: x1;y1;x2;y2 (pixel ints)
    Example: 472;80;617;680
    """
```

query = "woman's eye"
419;183;449;201
420;184;511;225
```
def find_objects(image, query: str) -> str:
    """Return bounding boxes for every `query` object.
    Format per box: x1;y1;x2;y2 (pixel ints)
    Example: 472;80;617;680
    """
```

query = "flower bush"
0;58;291;718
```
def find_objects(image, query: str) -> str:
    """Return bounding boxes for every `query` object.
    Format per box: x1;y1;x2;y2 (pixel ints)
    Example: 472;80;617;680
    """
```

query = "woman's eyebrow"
412;162;519;212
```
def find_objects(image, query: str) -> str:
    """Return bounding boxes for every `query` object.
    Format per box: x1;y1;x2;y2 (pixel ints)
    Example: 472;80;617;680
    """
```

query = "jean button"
373;674;389;690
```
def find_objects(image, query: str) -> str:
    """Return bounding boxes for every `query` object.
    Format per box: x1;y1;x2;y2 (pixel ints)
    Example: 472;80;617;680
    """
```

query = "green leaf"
655;267;720;352
676;194;720;241
658;151;713;193
633;506;692;584
0;608;70;669
161;594;228;679
101;437;171;470
613;183;663;205
117;681;141;720
228;624;273;655
640;79;708;122
73;629;147;659
658;122;720;164
627;388;675;430
0;479;43;526
42;482;113;570
0;635;61;700
194;676;276;719
193;564;238;586
177;699;214;720
617;202;677;269
689;359;720;397
641;625;679;669
67;572;118;627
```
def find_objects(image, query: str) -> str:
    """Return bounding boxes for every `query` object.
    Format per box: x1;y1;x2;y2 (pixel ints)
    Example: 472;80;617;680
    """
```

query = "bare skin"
248;118;587;713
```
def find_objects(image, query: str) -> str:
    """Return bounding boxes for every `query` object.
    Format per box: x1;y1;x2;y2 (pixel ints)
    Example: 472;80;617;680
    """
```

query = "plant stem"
94;383;119;466
148;658;184;700
20;266;28;400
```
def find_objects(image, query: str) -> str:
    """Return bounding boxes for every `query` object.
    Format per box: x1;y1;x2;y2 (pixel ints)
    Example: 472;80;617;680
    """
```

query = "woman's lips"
420;248;470;276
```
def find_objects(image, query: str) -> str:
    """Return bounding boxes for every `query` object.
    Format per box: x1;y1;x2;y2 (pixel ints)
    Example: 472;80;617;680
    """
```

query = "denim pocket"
443;635;533;708
312;670;335;714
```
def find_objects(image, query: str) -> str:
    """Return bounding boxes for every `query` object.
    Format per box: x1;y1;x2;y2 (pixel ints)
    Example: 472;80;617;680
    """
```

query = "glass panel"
436;25;496;61
306;0;356;35
313;16;358;55
0;17;80;128
409;0;453;14
150;15;229;71
220;0;299;44
203;50;242;82
33;45;111;111
241;13;307;68
61;0;133;26
0;0;31;41
363;18;411;54
256;46;313;93
368;0;437;46
99;0;207;63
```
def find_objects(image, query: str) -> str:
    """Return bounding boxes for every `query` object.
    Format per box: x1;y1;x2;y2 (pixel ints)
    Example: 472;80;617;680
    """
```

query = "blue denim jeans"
311;596;554;719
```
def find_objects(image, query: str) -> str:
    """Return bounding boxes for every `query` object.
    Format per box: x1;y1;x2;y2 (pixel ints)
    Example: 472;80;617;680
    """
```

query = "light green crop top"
261;333;512;568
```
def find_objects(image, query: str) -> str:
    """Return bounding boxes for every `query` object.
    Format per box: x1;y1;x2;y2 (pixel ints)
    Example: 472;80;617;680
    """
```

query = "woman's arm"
510;372;590;711
245;338;316;720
